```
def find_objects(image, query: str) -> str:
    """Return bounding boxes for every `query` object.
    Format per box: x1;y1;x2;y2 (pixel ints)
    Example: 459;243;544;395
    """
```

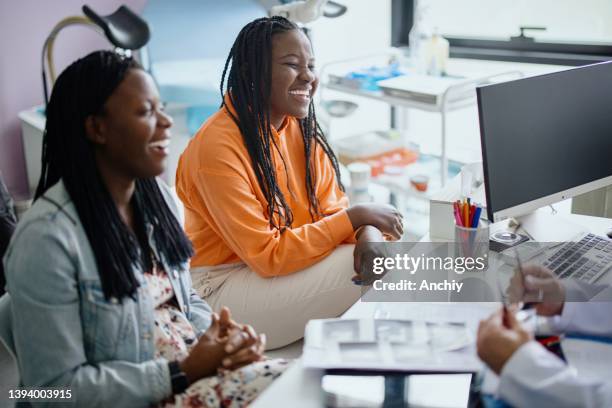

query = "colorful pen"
453;202;463;226
469;204;476;227
472;207;482;228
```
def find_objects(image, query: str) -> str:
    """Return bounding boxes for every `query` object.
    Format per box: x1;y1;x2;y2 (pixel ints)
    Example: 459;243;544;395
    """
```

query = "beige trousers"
191;245;361;349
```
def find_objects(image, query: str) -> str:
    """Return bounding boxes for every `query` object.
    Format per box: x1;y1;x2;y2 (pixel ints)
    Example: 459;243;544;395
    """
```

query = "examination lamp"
269;0;347;24
41;4;150;105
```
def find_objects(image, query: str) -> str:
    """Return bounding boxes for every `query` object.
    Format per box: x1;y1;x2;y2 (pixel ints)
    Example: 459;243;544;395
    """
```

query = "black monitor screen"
478;62;612;221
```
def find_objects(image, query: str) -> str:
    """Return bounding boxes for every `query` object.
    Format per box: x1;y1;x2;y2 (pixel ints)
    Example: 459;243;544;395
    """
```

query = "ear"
84;115;107;145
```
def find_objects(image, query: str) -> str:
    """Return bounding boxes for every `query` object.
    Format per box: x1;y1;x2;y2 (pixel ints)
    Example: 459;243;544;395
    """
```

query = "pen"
469;204;476;227
453;202;463;226
472;207;482;228
514;247;525;284
536;335;561;347
514;248;538;310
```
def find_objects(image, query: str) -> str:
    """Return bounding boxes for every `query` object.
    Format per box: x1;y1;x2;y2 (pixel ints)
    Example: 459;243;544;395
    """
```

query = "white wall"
426;0;612;43
309;0;393;141
310;0;391;64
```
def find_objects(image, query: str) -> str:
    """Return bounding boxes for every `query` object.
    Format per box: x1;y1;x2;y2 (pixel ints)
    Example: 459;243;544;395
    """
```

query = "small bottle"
408;0;431;74
425;29;449;76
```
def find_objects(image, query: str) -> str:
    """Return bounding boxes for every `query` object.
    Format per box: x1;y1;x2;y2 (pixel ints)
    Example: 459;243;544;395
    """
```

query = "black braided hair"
219;16;344;230
36;50;193;301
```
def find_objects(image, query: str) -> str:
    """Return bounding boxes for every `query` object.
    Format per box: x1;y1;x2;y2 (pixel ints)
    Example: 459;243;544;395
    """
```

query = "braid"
37;51;193;301
220;16;344;228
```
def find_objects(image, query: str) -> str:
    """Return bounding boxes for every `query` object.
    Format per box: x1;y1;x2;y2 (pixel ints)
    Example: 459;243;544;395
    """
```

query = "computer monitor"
477;61;612;222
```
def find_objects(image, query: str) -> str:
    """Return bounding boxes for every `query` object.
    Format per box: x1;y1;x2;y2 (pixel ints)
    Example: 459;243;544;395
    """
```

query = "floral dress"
145;265;289;407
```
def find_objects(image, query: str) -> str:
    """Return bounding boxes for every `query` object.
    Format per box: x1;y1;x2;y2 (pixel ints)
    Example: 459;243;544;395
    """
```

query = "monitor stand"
516;210;587;242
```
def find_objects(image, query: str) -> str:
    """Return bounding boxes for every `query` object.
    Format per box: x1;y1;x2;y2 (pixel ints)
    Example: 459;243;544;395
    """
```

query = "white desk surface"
252;212;611;407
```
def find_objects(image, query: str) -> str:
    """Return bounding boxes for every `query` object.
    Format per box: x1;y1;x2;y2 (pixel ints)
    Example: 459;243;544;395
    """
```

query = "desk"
252;212;611;407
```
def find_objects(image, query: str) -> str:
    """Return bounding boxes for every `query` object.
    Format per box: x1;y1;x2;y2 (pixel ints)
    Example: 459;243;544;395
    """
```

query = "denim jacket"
3;180;212;407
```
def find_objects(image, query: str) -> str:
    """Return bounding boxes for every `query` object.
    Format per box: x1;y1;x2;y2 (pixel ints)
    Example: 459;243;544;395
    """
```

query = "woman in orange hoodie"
176;16;403;349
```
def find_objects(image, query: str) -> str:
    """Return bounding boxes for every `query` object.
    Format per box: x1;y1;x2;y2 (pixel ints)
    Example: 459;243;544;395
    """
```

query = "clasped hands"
180;307;266;384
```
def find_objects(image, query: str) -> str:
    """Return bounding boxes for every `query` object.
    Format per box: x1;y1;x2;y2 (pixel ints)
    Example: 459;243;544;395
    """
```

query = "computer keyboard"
542;233;612;283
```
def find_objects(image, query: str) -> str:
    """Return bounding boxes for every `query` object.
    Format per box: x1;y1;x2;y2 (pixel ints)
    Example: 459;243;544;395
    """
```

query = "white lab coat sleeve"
498;341;612;408
549;281;612;337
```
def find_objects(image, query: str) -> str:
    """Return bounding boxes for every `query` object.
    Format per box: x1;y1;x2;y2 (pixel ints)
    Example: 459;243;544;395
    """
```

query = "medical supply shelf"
325;70;523;187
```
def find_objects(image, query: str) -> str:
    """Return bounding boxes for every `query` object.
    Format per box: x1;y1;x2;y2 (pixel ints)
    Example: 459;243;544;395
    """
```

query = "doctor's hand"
347;204;403;241
507;265;566;316
477;308;532;375
352;226;387;285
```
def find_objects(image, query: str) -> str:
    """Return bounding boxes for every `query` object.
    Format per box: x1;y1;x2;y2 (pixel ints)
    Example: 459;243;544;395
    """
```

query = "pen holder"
454;223;490;272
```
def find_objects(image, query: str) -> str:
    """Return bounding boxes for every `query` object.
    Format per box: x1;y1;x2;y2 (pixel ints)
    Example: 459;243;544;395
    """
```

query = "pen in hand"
514;248;541;310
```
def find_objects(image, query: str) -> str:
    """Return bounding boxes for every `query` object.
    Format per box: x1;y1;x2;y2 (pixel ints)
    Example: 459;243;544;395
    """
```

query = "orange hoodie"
176;100;355;277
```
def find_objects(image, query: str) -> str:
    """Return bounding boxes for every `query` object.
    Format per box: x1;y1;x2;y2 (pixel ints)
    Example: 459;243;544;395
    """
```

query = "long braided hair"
220;16;344;230
36;51;193;300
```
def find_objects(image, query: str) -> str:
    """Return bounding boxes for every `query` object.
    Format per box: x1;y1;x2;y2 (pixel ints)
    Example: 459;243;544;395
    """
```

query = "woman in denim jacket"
2;51;287;407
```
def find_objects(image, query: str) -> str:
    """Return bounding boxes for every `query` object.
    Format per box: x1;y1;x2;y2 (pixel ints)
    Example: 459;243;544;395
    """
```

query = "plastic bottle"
425;29;450;76
408;0;432;74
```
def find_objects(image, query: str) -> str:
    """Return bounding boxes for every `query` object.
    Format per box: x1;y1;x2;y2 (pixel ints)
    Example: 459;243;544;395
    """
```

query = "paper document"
562;338;612;381
303;318;481;372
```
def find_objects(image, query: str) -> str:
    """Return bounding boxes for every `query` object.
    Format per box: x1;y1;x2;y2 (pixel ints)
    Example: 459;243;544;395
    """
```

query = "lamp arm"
269;0;329;24
41;16;100;104
322;0;347;18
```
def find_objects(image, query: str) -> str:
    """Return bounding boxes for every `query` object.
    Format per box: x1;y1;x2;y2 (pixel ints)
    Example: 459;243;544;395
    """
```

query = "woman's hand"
179;307;267;382
222;326;266;370
346;204;403;241
218;307;266;370
506;265;566;316
217;306;239;340
352;226;387;285
476;308;532;374
180;314;228;383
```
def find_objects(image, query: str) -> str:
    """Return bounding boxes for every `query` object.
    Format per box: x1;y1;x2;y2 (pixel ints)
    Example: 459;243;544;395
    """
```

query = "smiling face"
269;29;318;128
87;69;173;179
